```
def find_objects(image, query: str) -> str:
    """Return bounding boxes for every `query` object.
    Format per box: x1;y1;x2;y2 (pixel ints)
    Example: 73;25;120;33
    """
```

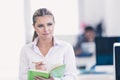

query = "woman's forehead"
34;16;54;25
36;15;53;21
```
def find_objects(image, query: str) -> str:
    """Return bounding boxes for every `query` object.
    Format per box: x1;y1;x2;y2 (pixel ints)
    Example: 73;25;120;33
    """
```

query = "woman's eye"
38;24;43;28
47;23;53;26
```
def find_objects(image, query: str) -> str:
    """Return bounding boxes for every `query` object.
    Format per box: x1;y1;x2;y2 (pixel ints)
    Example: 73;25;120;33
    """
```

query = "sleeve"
74;35;83;50
61;44;78;80
19;47;29;80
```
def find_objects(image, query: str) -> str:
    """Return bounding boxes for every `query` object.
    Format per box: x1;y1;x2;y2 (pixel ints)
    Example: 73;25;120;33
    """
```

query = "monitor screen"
115;46;120;80
95;37;120;65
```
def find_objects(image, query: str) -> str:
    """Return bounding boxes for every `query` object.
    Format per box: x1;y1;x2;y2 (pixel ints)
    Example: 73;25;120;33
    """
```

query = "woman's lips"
43;33;49;35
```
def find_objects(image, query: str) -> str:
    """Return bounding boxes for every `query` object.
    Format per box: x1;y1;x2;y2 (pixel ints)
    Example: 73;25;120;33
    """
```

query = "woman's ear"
33;24;38;34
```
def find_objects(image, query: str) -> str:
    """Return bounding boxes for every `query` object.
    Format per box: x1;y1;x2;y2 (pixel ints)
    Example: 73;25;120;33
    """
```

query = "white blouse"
19;37;77;80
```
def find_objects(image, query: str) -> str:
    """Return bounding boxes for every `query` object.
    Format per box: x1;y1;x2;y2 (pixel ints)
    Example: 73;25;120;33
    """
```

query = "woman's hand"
32;61;46;70
34;76;54;80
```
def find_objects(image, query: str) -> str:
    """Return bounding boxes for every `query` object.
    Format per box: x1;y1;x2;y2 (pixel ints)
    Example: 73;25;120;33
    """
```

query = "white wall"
104;0;120;36
0;0;25;79
79;0;105;26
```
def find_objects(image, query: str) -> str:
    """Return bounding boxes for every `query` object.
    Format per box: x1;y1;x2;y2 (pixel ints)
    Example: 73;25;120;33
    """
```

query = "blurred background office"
0;0;120;80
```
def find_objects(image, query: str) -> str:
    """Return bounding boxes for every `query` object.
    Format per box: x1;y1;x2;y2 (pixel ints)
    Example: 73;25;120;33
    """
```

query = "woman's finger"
34;76;41;80
32;61;43;65
34;62;47;70
34;76;43;80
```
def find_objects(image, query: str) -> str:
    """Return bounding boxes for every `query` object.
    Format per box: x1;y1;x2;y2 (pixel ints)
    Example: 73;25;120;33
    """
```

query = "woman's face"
33;15;55;40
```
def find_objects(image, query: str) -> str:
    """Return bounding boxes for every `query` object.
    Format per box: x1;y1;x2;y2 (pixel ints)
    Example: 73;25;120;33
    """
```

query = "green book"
28;64;66;80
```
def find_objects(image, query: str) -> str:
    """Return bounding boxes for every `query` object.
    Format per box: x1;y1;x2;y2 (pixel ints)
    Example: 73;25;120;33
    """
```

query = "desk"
77;73;114;80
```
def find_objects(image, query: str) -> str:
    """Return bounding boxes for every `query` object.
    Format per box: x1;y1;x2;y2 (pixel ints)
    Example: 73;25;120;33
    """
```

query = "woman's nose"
44;26;48;32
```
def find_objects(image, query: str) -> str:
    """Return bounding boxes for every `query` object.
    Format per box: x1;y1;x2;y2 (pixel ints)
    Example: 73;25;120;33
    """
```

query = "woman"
19;8;77;80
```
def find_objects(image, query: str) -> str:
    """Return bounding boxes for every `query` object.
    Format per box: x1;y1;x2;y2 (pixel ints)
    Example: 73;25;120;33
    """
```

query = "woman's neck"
37;37;53;56
37;37;53;48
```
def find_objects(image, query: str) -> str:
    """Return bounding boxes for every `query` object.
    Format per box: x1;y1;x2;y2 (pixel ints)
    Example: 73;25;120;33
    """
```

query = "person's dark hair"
85;26;95;32
32;8;55;41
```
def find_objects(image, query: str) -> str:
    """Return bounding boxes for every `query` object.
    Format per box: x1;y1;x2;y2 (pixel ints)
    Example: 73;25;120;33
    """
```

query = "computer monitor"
95;37;120;65
114;43;120;80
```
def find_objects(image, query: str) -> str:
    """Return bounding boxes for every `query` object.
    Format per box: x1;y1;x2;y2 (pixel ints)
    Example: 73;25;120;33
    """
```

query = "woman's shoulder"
56;39;72;47
21;42;34;51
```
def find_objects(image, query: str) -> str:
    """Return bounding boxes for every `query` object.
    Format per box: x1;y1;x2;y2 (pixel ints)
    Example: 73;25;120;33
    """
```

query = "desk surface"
77;73;114;80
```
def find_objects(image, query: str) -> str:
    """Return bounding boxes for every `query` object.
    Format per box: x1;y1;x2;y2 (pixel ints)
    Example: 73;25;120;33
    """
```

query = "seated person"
74;26;96;57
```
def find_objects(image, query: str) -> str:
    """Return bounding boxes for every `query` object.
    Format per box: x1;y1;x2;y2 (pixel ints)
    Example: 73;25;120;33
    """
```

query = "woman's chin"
42;36;52;40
